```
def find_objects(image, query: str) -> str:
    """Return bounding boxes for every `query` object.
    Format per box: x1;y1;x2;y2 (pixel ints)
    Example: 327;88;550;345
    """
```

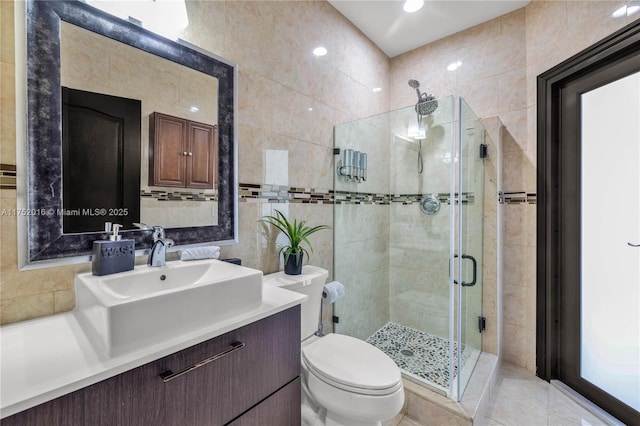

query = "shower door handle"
461;254;477;287
452;254;477;287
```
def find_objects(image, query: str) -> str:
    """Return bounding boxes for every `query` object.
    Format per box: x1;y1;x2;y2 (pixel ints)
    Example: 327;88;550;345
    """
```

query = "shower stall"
333;95;487;400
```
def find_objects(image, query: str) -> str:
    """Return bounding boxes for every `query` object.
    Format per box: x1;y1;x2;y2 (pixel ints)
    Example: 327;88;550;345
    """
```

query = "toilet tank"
263;266;329;340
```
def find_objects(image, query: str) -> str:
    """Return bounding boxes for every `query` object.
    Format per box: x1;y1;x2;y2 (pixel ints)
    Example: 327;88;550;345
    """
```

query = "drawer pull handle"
159;341;245;382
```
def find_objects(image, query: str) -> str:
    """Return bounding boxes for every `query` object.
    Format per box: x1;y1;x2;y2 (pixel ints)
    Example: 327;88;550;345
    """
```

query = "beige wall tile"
1;61;16;164
503;283;528;328
54;289;76;314
501;322;529;368
237;69;275;134
1;293;55;324
499;69;528;112
502;144;535;193
0;0;15;65
181;0;226;56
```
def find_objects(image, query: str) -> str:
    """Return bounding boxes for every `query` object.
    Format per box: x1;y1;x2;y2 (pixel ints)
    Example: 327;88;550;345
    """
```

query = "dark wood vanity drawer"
227;377;301;426
227;304;301;418
3;306;301;426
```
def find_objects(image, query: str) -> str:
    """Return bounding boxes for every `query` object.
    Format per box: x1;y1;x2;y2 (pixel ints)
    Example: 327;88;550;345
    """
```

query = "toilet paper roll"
322;281;345;304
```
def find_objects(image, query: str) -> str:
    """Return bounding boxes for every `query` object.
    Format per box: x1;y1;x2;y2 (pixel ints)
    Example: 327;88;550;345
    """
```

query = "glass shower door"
455;98;484;399
333;96;486;401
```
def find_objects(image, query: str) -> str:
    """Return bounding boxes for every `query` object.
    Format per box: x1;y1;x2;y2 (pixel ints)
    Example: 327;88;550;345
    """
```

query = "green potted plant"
260;209;330;275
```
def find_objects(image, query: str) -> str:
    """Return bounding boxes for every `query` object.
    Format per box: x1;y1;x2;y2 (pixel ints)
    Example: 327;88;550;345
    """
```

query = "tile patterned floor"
367;322;472;390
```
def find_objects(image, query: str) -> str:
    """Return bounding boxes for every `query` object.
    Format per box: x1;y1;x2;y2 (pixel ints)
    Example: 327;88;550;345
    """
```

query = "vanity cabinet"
3;307;301;426
149;112;218;189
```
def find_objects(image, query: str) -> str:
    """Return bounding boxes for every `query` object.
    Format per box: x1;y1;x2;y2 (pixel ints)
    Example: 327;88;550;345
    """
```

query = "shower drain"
400;349;414;357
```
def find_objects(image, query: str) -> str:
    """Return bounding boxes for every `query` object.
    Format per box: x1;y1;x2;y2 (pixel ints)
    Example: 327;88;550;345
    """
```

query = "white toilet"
263;266;404;426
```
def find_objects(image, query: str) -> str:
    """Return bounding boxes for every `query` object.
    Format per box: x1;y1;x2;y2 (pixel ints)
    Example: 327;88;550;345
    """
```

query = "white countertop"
0;285;306;419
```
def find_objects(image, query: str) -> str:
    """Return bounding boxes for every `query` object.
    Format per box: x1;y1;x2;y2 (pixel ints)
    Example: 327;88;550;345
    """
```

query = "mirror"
60;21;219;232
23;0;237;265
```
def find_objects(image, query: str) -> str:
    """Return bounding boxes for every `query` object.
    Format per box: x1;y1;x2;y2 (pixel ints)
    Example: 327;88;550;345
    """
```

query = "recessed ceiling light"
312;46;327;57
612;3;640;17
189;106;200;112
612;5;627;17
403;0;424;13
307;107;314;112
447;61;462;71
372;87;382;92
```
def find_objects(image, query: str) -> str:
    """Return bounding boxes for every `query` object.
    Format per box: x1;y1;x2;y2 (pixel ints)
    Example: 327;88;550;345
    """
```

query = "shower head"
416;94;438;116
408;79;438;115
408;79;421;99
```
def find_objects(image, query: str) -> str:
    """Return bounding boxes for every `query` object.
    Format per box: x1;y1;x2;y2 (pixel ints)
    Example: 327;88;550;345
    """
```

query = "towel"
179;246;220;261
322;281;345;304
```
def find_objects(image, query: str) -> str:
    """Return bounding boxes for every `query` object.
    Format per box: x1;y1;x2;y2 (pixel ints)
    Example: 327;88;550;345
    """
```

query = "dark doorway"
537;20;640;425
62;87;141;233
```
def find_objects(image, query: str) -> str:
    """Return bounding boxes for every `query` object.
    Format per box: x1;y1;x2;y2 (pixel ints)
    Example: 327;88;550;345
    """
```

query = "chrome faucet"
134;223;175;267
149;226;174;267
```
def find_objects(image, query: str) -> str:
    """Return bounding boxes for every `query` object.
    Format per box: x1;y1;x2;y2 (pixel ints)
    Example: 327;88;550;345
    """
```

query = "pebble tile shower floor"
367;322;471;390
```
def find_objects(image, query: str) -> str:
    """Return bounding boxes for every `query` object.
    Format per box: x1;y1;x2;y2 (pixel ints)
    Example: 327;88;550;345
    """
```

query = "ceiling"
328;0;530;57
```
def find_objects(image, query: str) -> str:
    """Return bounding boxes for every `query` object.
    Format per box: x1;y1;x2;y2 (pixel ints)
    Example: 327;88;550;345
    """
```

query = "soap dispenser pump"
92;222;135;276
110;223;122;241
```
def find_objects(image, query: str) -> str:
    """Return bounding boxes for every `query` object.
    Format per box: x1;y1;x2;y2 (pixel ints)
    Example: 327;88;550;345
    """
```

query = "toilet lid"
302;334;401;393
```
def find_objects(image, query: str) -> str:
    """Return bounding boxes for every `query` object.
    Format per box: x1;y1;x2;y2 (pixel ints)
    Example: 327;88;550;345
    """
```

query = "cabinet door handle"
188;152;193;156
183;151;188;156
159;341;245;383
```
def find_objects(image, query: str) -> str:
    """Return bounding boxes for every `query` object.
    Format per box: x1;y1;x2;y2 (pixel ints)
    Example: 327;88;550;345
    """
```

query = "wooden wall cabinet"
4;307;301;426
149;112;218;189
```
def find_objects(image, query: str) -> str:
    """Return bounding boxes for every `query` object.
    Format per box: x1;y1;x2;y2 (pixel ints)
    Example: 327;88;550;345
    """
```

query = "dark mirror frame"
24;0;237;264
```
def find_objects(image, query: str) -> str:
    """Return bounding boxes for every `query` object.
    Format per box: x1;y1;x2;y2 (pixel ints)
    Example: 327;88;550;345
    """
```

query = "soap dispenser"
92;222;135;276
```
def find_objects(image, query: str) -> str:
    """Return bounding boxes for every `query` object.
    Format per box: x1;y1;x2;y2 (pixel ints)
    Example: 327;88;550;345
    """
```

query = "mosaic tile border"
140;189;218;201
334;190;388;205
499;191;537;205
367;321;472;390
239;183;477;206
0;164;17;190
239;183;332;204
390;192;474;205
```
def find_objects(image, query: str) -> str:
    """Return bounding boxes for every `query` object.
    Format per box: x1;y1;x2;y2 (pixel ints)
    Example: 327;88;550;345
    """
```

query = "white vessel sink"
74;259;263;357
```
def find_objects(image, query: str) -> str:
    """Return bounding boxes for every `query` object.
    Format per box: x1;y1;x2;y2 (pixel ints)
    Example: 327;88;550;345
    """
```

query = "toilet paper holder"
316;281;346;337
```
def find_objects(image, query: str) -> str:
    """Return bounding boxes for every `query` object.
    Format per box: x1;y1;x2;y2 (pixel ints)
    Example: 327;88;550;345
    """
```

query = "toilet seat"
302;333;402;396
